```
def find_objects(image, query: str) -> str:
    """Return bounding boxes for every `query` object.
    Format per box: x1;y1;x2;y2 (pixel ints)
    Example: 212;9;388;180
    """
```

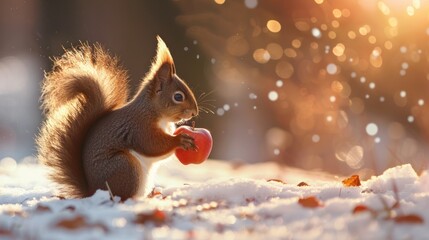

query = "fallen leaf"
298;196;323;208
267;179;286;184
187;230;195;239
55;215;86;230
55;215;108;232
342;175;361;187
361;188;373;193
239;212;256;220
216;223;225;233
393;214;424;224
231;162;245;170
63;205;76;212
152;209;166;221
352;204;371;214
135;209;167;226
297;182;309;187
0;228;12;236
35;204;52;212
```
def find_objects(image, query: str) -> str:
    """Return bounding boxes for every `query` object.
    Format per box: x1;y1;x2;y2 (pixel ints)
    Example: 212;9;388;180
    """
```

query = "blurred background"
1;0;429;177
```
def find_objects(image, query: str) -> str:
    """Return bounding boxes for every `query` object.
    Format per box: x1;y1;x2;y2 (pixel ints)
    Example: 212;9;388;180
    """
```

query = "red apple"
174;126;213;165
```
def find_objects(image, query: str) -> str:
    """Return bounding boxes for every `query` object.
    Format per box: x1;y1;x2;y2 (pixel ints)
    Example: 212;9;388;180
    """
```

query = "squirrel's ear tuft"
153;36;175;78
141;36;176;89
155;36;174;67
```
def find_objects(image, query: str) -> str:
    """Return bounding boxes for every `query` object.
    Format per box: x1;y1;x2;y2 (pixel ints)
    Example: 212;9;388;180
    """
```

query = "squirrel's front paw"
178;134;198;151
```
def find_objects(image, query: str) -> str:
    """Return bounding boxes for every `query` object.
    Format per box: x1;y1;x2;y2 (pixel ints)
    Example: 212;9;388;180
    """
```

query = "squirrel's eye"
172;91;185;104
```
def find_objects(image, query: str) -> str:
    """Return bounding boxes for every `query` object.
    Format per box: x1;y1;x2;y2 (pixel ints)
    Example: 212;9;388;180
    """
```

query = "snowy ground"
1;157;429;240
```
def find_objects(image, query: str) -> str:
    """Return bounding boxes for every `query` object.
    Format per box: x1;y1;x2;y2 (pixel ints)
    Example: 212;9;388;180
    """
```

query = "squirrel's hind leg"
86;153;144;200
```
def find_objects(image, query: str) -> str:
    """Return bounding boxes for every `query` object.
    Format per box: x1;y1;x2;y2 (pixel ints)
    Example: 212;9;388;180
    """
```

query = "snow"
1;158;429;239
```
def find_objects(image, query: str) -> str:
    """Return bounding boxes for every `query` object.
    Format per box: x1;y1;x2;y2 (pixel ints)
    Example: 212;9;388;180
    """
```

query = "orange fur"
37;44;129;198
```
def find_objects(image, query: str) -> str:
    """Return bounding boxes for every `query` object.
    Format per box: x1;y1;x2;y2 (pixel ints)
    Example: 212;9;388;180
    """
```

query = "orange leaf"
135;209;167;226
298;196;323;208
393;214;424;224
342;175;361;187
352;204;371;214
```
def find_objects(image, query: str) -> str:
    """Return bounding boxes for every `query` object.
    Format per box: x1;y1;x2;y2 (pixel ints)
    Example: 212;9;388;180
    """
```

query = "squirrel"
36;36;199;200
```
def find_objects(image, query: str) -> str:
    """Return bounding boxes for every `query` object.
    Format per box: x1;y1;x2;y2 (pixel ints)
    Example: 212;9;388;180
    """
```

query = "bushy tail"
37;44;129;198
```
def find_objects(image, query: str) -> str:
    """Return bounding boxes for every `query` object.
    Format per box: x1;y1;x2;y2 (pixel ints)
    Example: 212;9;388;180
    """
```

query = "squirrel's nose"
184;108;198;119
191;108;198;117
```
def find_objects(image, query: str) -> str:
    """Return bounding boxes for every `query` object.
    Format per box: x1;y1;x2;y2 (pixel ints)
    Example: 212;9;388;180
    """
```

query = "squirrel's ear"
156;62;175;81
154;36;176;81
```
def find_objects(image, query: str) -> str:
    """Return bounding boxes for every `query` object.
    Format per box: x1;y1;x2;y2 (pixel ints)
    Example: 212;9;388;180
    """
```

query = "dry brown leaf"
297;182;309;187
393;214;424;224
267;179;286;184
238;212;256;220
298;196;323;208
216;223;225;233
0;228;13;236
55;215;87;230
55;215;108;232
135;209;167;226
36;204;52;212
231;162;245;170
63;205;76;212
342;175;361;187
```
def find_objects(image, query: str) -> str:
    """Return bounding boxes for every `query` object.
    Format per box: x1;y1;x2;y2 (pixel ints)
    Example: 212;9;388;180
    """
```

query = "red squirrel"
37;36;199;200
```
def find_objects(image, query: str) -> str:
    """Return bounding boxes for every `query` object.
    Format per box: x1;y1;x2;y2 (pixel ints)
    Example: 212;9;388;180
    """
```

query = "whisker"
205;108;215;114
199;106;214;114
199;108;209;114
201;109;214;115
200;102;216;108
200;105;212;111
199;102;216;108
199;99;217;103
198;91;207;100
196;89;218;116
198;92;206;101
199;99;216;104
199;103;216;110
198;89;217;101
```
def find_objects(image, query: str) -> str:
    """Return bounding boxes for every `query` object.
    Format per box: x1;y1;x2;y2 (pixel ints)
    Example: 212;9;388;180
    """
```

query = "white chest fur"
129;149;174;197
157;117;176;135
129;117;176;197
